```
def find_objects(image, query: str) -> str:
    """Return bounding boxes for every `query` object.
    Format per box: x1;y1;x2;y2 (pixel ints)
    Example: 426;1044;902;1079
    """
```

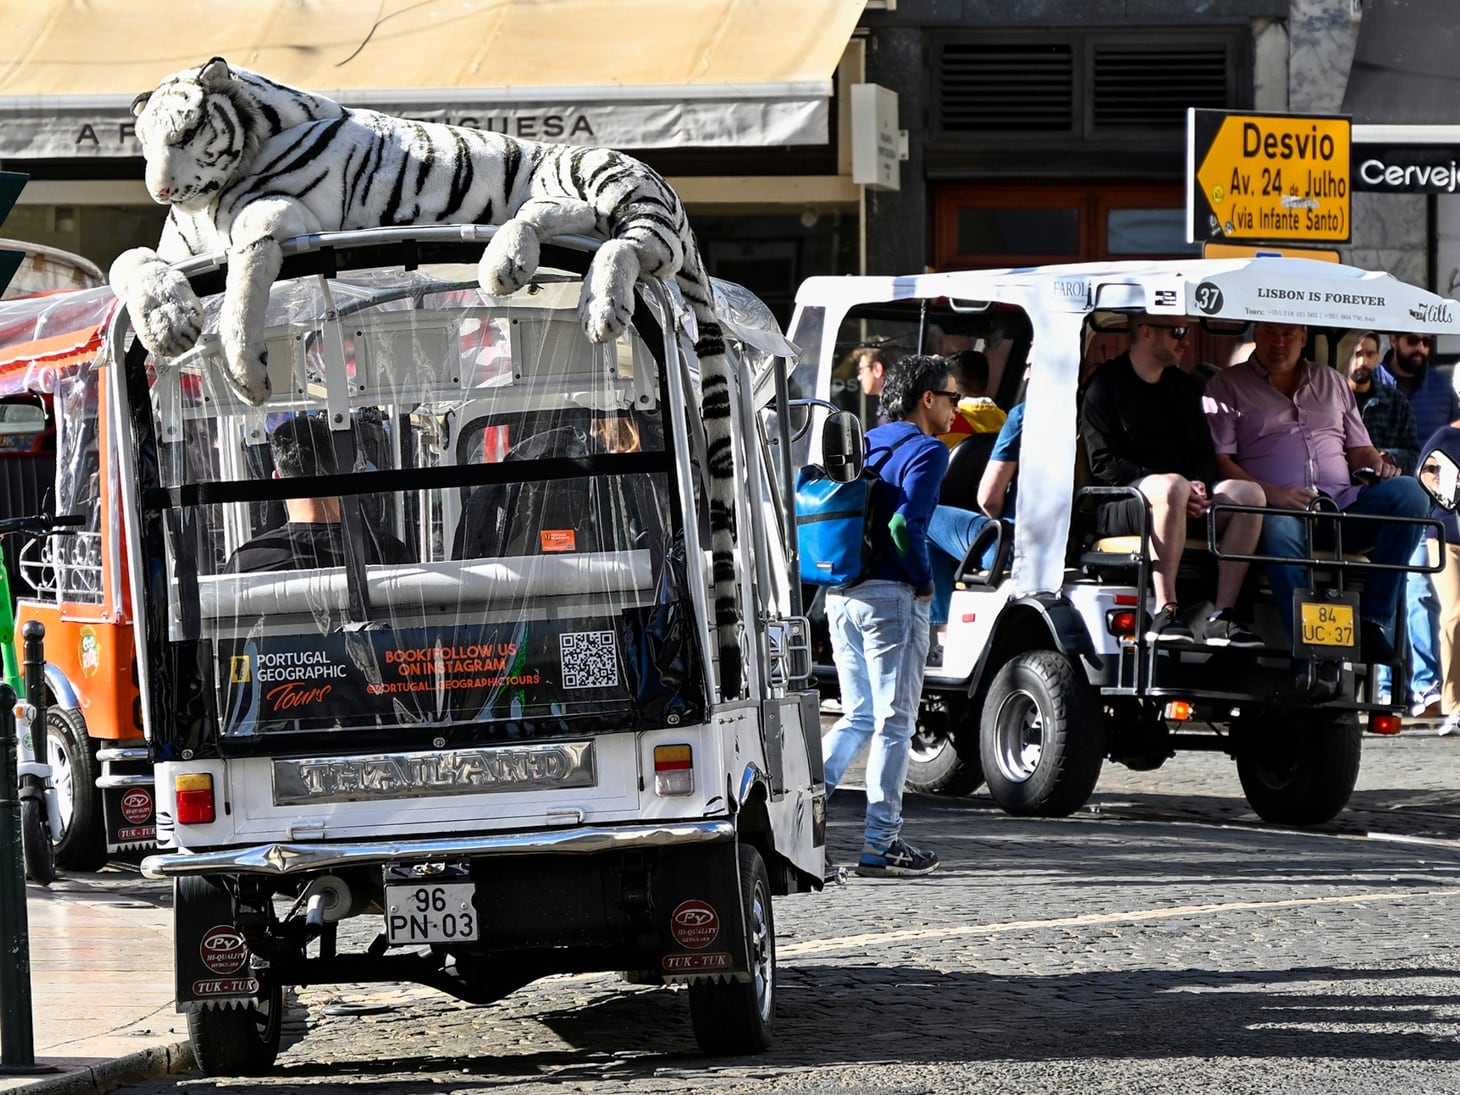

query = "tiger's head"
132;58;263;211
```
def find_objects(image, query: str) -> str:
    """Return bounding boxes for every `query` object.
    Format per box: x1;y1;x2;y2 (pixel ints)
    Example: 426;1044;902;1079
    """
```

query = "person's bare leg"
1138;473;1189;608
1211;478;1264;610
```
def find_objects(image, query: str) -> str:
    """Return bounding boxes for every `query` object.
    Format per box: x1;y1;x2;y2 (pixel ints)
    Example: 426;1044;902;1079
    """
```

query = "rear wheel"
186;980;283;1077
980;650;1105;817
46;706;107;871
906;699;985;795
689;843;774;1055
21;792;54;886
1236;711;1361;825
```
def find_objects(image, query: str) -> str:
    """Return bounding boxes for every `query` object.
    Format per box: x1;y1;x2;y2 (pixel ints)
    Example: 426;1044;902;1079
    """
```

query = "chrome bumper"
141;819;736;879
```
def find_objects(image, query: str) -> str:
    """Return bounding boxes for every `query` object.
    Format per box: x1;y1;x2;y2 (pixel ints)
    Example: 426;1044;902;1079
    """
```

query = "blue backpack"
795;434;915;587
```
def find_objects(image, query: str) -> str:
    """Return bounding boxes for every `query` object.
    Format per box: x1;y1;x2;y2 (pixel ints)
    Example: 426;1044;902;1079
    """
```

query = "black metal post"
21;623;44;770
21;624;44;770
0;681;38;1072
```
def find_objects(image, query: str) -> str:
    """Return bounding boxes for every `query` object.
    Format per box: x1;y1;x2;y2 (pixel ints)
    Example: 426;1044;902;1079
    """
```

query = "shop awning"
0;0;865;158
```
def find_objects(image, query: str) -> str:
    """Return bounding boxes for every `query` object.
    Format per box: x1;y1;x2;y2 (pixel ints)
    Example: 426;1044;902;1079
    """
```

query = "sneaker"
855;838;940;877
1146;604;1196;644
1359;620;1398;665
1439;714;1460;737
1203;609;1263;648
1410;685;1442;719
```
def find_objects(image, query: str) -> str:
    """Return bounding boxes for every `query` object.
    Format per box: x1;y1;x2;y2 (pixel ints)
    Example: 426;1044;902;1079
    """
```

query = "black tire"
187;980;283;1076
45;706;107;871
688;844;775;1055
21;793;54;887
979;650;1105;817
1236;711;1361;826
906;703;985;795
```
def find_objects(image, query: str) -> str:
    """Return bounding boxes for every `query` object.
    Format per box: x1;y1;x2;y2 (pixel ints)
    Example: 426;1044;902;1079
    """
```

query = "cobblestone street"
108;727;1460;1095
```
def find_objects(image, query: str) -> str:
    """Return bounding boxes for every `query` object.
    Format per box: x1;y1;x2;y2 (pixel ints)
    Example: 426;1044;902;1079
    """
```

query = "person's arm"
1079;374;1152;485
978;459;1016;518
1346;443;1398;479
1340;384;1396;478
894;440;949;597
1385;393;1421;475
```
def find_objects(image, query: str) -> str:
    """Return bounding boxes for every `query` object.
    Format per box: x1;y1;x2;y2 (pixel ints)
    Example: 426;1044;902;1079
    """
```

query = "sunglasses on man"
1143;323;1189;340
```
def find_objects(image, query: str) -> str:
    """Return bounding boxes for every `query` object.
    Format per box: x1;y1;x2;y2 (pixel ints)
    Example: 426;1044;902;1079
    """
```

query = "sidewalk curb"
18;1042;193;1095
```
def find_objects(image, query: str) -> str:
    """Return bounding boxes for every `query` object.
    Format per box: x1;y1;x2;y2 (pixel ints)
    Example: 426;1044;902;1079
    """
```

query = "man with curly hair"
822;354;958;878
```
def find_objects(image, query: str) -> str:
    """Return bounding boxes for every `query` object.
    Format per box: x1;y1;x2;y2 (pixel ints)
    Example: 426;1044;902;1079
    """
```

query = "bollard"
0;681;41;1072
21;622;45;772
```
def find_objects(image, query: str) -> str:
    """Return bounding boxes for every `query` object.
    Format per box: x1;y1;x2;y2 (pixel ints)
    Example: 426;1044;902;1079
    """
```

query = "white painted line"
779;889;1456;958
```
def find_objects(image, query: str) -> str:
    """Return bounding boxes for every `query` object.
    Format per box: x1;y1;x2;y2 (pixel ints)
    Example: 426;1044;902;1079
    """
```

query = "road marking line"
779;889;1455;957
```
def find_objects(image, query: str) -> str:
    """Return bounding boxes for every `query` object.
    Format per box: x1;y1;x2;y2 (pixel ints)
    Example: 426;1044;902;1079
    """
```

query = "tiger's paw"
479;220;540;296
108;248;204;358
580;239;640;343
220;336;272;406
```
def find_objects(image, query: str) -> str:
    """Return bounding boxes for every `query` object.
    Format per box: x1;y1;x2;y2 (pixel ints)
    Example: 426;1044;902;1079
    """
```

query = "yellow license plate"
1299;601;1355;647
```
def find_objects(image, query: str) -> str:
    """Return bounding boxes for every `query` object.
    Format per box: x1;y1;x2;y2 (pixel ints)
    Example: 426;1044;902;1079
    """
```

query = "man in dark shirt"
1349;331;1420;474
226;414;412;572
1080;315;1264;645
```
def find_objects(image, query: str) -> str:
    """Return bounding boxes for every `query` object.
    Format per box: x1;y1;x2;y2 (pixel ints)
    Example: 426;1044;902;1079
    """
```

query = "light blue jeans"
927;505;995;627
822;580;931;849
1376;536;1442;702
1259;477;1429;640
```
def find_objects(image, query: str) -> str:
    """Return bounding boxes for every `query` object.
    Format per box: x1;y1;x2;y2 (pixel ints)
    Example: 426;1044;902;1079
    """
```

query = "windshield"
126;249;706;752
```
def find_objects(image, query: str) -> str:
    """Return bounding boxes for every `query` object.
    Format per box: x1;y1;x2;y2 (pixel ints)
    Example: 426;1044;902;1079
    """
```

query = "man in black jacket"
227;415;412;572
1079;315;1264;645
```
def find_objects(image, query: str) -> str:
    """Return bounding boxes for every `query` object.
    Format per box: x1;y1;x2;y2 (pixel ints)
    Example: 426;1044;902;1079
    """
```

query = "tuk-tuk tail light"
653;745;693;796
1370;713;1403;736
175;773;216;824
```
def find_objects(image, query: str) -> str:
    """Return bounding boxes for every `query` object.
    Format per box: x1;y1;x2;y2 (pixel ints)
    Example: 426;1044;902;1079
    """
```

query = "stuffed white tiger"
109;57;741;696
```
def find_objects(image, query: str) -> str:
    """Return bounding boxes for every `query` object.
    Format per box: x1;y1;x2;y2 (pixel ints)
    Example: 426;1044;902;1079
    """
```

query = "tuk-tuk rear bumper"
141;818;735;879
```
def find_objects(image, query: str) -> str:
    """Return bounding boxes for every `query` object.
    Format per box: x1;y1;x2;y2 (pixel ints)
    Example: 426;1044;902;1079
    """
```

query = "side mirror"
821;410;866;483
1420;449;1460;512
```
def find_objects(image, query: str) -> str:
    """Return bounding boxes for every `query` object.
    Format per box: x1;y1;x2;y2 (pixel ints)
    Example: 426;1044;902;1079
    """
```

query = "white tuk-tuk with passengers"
123;225;825;1075
790;257;1452;827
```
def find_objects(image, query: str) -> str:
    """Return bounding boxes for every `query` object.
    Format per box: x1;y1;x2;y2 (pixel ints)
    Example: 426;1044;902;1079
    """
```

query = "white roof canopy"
0;0;865;157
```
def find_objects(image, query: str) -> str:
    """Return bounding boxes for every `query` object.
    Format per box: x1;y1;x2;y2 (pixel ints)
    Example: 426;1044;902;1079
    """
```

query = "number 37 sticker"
1194;282;1225;315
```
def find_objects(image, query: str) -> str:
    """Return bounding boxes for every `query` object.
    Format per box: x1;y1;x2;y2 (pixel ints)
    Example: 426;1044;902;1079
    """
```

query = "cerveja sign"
1187;109;1351;244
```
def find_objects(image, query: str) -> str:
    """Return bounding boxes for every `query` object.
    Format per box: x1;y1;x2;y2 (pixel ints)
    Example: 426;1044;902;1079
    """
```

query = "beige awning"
0;0;865;156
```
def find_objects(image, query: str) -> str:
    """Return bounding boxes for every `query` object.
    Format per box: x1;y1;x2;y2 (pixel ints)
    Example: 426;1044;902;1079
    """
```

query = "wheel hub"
992;688;1043;783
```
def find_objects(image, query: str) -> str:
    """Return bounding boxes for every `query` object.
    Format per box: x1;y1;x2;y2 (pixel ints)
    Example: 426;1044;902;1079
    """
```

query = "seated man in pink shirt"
1203;322;1430;663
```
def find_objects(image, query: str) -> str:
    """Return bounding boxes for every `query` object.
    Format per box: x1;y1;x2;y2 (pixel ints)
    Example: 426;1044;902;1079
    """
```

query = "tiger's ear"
199;57;233;87
130;92;150;119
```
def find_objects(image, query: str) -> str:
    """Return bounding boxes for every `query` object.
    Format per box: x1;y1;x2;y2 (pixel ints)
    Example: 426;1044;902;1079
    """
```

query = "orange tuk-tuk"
0;286;150;868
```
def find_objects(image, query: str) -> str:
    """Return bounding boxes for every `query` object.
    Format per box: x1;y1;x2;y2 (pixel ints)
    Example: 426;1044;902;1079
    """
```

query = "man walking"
823;354;958;878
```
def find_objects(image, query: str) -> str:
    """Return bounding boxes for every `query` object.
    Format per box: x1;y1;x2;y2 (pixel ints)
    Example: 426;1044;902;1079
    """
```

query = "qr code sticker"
560;630;619;689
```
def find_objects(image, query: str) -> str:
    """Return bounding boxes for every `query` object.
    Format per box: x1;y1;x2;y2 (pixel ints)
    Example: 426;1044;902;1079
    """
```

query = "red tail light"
175;773;216;824
1369;713;1402;736
653;744;693;795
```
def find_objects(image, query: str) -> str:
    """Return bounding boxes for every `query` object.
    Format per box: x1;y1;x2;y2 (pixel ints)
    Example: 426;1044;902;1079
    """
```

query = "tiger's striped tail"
684;289;742;701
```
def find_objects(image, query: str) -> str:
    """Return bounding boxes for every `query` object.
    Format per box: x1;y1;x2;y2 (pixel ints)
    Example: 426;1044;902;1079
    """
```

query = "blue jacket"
1377;357;1460;444
864;421;948;595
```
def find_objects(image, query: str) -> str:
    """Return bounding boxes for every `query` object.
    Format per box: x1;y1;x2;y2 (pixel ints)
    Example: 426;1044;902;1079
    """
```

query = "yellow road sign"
1187;110;1351;244
1202;242;1342;263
